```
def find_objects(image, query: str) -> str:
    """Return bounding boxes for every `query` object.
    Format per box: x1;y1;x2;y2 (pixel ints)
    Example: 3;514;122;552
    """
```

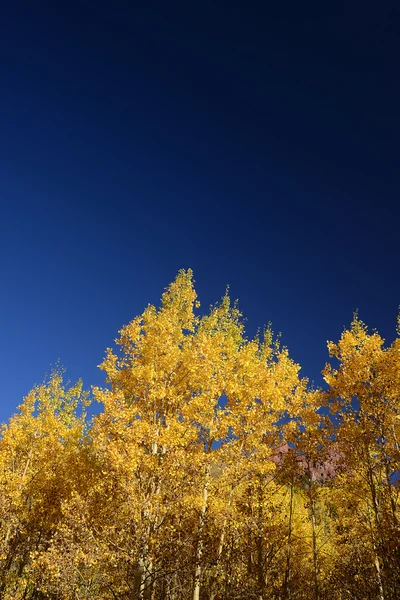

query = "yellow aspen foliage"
322;315;400;600
0;370;89;599
1;273;399;599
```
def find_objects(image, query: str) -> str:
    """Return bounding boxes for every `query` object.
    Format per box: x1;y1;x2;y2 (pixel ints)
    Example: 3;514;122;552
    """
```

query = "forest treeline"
1;270;399;600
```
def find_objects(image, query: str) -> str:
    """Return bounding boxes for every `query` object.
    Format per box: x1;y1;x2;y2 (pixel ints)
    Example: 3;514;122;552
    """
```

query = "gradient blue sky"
1;1;399;422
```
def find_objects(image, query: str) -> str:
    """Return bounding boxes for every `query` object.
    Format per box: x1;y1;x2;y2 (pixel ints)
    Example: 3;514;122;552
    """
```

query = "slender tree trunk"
374;555;385;600
216;491;232;560
151;572;157;600
365;450;394;599
384;456;398;530
134;425;161;599
367;506;385;600
256;476;264;600
193;464;210;600
282;480;294;600
209;487;234;600
383;453;400;598
310;495;319;600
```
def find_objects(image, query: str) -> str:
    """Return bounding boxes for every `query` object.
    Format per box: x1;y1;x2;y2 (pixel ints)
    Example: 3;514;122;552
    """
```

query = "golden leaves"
2;272;400;599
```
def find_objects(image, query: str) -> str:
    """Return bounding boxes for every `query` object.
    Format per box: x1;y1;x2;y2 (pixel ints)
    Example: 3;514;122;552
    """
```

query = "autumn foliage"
1;270;399;599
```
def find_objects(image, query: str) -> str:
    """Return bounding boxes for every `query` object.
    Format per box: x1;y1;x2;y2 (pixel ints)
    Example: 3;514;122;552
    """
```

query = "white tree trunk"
193;465;210;600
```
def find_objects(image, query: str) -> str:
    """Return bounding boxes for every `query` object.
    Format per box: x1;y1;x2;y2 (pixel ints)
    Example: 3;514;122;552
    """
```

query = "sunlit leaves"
1;272;399;599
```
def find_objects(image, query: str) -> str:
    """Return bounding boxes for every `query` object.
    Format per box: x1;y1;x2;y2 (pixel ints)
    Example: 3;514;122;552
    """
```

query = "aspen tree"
0;371;89;599
324;316;400;599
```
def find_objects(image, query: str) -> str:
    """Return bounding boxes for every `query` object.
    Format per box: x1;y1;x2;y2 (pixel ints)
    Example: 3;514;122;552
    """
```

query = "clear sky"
1;1;399;423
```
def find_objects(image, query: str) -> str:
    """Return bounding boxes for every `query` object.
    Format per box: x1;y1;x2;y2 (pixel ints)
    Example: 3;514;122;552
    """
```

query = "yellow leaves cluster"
2;271;399;599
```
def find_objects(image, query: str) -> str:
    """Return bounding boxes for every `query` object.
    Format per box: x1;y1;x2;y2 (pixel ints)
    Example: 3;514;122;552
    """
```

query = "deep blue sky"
1;1;399;422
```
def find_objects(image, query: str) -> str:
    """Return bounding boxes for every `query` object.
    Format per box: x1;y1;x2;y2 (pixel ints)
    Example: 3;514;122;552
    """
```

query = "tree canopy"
1;270;399;599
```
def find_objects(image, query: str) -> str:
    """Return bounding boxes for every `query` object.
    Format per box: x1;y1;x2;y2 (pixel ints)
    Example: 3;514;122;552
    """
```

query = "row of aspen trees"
1;270;399;599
